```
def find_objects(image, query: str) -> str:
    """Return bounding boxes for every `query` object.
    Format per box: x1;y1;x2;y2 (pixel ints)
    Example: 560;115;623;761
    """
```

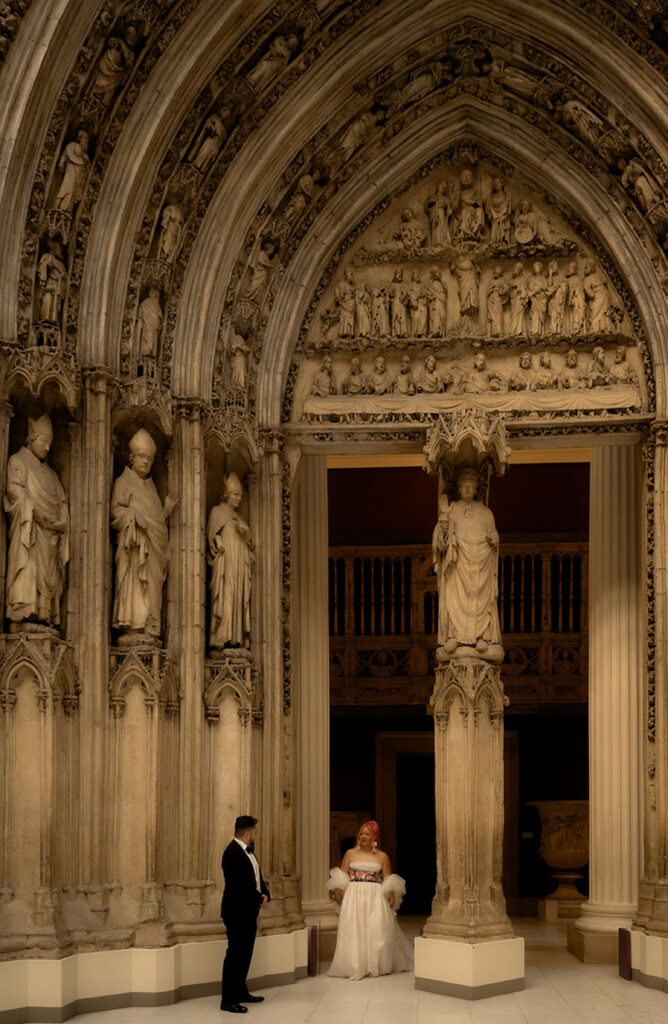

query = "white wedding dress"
326;861;414;979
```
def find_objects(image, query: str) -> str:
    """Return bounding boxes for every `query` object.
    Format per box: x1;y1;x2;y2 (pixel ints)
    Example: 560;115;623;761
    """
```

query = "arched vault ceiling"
1;0;667;421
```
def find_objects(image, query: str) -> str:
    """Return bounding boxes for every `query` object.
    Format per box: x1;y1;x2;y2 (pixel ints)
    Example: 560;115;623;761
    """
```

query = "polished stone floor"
36;919;668;1024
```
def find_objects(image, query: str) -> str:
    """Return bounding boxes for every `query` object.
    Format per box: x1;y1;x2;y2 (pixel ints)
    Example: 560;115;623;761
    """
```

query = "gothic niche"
110;414;175;648
292;160;645;426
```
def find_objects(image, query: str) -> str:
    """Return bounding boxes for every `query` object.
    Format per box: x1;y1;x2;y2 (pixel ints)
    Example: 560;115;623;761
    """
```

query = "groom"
220;814;270;1014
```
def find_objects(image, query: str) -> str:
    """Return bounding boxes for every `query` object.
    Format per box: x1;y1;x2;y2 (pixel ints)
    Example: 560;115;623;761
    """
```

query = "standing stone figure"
431;468;503;661
157;204;184;264
4;414;69;629
134;288;163;358
208;473;253;649
111;429;176;643
37;241;67;324
55;131;90;213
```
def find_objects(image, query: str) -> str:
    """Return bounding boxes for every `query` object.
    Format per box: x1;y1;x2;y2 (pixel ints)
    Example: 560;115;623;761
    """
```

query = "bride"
326;820;413;979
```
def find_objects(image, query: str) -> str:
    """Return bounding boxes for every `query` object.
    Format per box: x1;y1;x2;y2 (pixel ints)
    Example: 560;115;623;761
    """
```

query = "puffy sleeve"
381;873;406;911
326;867;350;894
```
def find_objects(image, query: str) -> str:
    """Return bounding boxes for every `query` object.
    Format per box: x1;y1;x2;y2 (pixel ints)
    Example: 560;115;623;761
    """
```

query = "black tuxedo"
220;839;270;1006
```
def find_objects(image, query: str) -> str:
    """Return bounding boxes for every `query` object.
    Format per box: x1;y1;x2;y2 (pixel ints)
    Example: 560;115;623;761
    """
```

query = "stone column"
0;398;14;623
166;398;212;930
568;441;643;962
254;432;302;933
76;367;115;924
294;453;338;955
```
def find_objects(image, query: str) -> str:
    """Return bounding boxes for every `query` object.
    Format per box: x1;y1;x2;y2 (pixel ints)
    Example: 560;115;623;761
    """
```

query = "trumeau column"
164;398;213;931
254;431;303;934
76;368;116;930
415;412;524;998
294;453;338;954
568;441;643;963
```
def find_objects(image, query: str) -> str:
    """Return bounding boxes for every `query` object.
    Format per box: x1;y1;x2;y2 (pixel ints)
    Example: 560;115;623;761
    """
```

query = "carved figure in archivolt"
37;241;67;324
247;34;296;93
91;26;137;104
243;238;276;302
208;473;253;650
135;288;163;358
157;204;184;264
55;131;90;213
111;429;176;643
432;468;503;662
4;414;69;629
190;115;225;172
229;329;250;388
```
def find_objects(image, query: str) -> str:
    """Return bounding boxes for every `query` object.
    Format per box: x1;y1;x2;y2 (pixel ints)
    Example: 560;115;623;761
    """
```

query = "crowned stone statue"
4;414;69;630
111;428;176;644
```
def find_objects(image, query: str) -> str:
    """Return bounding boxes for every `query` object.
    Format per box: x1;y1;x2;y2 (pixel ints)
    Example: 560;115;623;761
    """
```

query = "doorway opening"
328;454;590;918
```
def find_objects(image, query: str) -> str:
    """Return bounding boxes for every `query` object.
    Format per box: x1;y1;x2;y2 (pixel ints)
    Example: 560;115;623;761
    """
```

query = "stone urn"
528;800;589;920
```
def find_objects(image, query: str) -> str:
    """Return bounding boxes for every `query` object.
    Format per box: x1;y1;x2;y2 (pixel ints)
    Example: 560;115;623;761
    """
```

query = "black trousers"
221;914;257;1005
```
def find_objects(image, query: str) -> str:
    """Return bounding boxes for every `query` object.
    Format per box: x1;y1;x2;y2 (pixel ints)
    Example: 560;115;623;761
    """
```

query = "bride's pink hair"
356;820;379;848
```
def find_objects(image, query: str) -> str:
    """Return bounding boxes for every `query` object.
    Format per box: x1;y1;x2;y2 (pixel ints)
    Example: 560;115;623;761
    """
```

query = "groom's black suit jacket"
220;839;270;923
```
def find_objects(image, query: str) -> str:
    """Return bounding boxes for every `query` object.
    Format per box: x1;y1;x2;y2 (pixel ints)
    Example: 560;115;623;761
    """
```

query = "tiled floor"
33;919;668;1024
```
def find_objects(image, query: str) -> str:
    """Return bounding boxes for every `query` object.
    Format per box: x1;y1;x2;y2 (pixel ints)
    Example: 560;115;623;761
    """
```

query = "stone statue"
535;352;558;389
583;261;610;333
453;169;484;240
432;469;503;661
394;208;427;249
560;98;604;148
526;261;549;335
423;183;451;246
208;473;253;649
91;27;137;105
390;269;408;336
243;238;276;302
339;111;374;162
111;429;176;643
427;266;447;337
566;261;586;334
486;265;509;337
367;356;393;395
353;282;371;336
396;355;416;395
420;354;444;393
607;345;638;386
558;349;584;389
342;357;366;395
486;177;512;245
246;34;296;92
157;204;184;264
229;330;250;388
310;356;338;396
336;269;356;337
371;287;390;336
547;260;567;335
507;262;526;336
620;157;663;214
409;271;428;336
55;131;90;213
4;414;69;629
509;352;535;390
134;288;163;358
584;346;607;387
37;242;67;324
462;352;505;393
451;256;479;313
283;173;316;225
190;115;224;172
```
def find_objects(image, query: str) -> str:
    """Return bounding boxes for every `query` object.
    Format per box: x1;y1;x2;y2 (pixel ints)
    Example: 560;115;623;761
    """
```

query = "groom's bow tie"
246;843;255;855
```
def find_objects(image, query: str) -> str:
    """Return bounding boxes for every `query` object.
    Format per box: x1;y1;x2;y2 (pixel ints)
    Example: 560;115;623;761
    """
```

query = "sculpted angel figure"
208;473;253;649
4;414;69;629
111;429;176;642
55;131;90;213
432;469;503;662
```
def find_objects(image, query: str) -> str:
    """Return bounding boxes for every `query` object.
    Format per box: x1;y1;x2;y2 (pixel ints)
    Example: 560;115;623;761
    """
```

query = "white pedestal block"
0;930;308;1024
630;930;668;991
414;935;525;999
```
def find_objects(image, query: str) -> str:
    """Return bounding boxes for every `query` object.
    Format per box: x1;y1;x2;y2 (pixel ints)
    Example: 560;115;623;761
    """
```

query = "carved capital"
431;658;506;727
83;365;117;396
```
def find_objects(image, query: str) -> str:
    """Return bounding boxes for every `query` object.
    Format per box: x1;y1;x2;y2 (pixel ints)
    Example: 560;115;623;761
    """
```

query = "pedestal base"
630;930;668;992
414;935;525;999
567;903;635;963
538;896;584;922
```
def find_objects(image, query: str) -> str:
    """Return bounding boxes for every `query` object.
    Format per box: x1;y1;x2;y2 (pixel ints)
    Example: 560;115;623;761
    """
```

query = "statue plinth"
415;657;524;998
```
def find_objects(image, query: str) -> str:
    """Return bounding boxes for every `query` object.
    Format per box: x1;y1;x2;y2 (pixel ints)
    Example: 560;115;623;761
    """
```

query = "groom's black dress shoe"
241;994;264;1003
220;1003;248;1013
